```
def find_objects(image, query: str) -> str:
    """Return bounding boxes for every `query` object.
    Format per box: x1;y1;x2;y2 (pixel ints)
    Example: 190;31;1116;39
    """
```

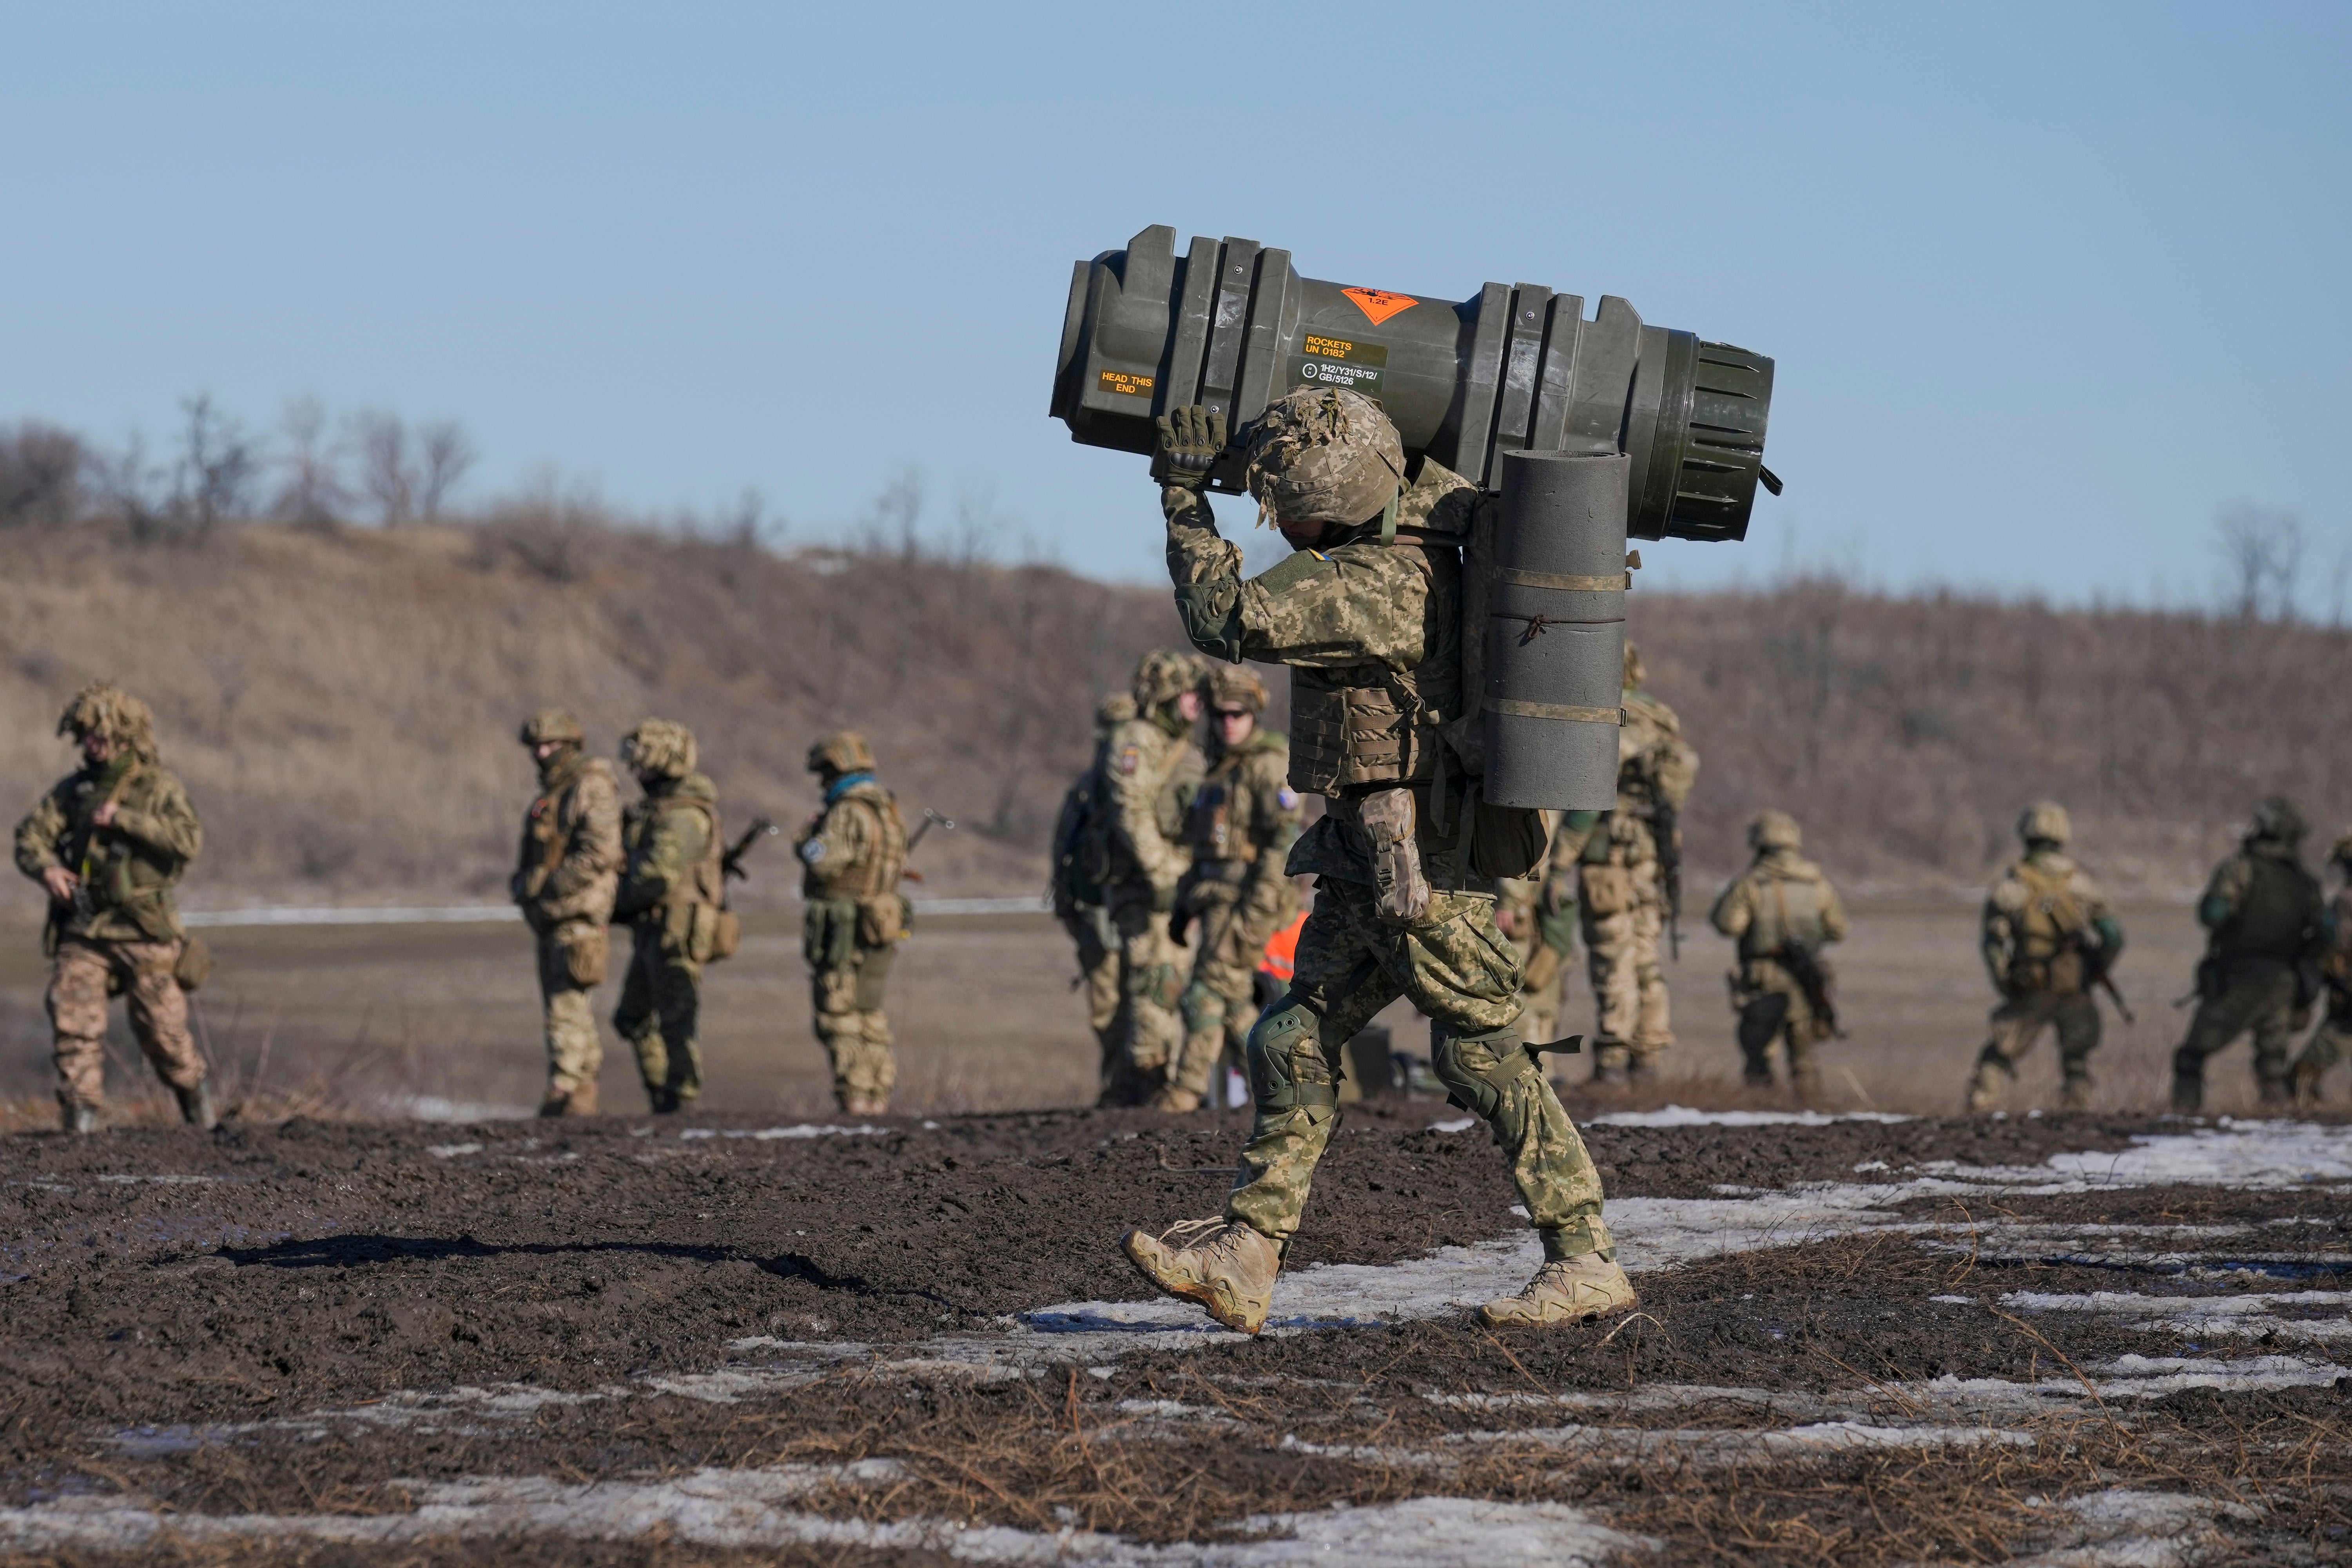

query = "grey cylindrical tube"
1482;450;1631;810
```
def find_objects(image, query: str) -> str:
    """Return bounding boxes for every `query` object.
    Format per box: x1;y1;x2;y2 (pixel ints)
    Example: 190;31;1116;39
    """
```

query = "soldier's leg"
1736;993;1791;1084
120;940;203;1091
2172;987;2257;1113
1405;892;1612;1264
2247;972;2301;1104
1110;902;1186;1105
847;941;898;1111
47;938;115;1117
1967;995;2052;1112
1062;912;1123;1091
1583;909;1639;1080
537;936;603;1107
1627;896;1672;1078
1224;883;1402;1248
1169;897;1238;1107
613;929;675;1109
653;954;703;1106
2053;994;2102;1110
1520;940;1565;1049
2292;1011;2352;1104
1778;988;1824;1097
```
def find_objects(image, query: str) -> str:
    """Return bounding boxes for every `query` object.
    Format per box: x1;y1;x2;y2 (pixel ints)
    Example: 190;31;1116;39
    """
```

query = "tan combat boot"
844;1097;888;1117
2057;1075;2093;1112
2292;1061;2323;1107
1148;1086;1203;1113
1479;1254;1638;1328
1122;1218;1281;1334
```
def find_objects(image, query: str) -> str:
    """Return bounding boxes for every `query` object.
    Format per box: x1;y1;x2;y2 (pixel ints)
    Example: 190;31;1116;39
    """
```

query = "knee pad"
1431;1022;1533;1121
1179;981;1225;1037
1246;1001;1336;1115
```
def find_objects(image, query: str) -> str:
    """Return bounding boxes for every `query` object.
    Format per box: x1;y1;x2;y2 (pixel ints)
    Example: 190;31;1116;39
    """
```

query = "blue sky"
3;2;2346;601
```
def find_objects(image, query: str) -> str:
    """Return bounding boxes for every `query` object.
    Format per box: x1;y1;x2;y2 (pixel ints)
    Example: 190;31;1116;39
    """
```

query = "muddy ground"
3;1104;2349;1565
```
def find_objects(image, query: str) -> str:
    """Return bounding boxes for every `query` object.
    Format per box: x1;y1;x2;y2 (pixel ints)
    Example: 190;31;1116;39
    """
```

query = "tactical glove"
1152;405;1226;491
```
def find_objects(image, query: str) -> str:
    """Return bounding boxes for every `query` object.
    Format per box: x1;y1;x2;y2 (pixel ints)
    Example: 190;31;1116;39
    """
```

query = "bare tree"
352;409;416;525
0;421;87;529
171;393;258;538
272;395;348;528
2217;506;2305;623
416;419;477;520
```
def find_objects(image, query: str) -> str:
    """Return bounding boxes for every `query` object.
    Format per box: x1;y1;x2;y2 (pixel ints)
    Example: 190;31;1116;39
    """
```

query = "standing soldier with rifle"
1965;802;2126;1113
1709;810;1848;1097
1098;650;1206;1106
1161;663;1303;1113
2289;832;2352;1105
511;709;623;1117
2171;796;2323;1111
612;719;728;1115
14;682;211;1133
1577;644;1698;1083
1050;693;1137;1094
1494;812;1590;1048
796;731;910;1117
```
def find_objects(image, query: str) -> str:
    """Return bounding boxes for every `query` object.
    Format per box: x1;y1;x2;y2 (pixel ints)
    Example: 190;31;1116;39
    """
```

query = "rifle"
721;817;779;881
1774;939;1844;1039
901;808;954;884
1651;796;1682;960
2064;929;2136;1024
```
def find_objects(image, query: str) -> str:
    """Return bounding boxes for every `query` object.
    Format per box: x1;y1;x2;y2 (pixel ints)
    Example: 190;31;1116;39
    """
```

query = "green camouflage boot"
1479;1254;1638;1328
2058;1072;2094;1112
1121;1218;1280;1334
1964;1051;2011;1114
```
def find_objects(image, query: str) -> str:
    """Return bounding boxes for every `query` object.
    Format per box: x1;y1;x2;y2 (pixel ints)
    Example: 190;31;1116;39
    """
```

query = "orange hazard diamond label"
1341;287;1417;326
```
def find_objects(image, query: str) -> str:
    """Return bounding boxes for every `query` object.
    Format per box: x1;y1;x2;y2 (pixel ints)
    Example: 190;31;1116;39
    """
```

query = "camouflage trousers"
812;942;897;1108
2292;1009;2352;1102
1968;990;2100;1111
1224;878;1613;1264
1731;959;1830;1089
536;924;607;1096
613;923;702;1109
1105;896;1185;1106
2174;965;2299;1111
1511;932;1570;1049
1170;882;1289;1100
48;935;204;1111
1582;892;1672;1076
1059;907;1121;1098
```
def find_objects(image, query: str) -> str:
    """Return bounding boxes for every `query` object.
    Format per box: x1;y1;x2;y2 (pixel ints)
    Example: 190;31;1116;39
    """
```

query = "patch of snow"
1427;1117;1477;1133
1590;1105;1915;1128
677;1125;887;1141
424;1143;482;1159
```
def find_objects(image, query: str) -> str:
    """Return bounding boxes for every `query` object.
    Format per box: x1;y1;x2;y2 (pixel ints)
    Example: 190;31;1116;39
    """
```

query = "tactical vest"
2008;859;2089;993
1187;735;1283;865
803;785;907;899
519;754;606;897
2212;851;2320;963
638;788;725;909
1737;866;1829;963
1286;535;1461;794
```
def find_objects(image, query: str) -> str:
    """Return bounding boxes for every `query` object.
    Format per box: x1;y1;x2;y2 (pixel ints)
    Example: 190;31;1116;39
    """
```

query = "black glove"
1152;404;1226;491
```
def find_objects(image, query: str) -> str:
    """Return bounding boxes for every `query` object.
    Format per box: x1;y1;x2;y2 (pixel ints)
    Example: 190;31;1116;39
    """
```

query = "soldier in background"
13;682;211;1133
1050;692;1136;1095
1496;812;1588;1048
1099;649;1206;1106
1577;644;1698;1082
1966;802;2124;1113
1160;663;1303;1112
2172;796;2323;1111
611;719;723;1114
510;709;622;1117
1710;810;1848;1097
2289;833;2352;1105
796;731;909;1116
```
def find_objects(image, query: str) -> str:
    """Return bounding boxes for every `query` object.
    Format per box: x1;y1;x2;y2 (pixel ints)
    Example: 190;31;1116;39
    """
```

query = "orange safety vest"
1257;911;1306;984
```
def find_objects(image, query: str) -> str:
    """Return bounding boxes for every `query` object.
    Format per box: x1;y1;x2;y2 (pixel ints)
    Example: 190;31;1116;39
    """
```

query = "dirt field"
1;1103;2348;1564
0;892;2274;1125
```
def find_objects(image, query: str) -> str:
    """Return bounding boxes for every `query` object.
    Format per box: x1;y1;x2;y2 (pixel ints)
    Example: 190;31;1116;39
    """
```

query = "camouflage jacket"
511;749;623;933
1587;684;1698;868
615;772;722;923
1983;848;2121;995
1711;849;1849;970
1102;709;1201;901
796;776;907;903
2198;840;2323;967
15;757;202;943
1179;729;1302;923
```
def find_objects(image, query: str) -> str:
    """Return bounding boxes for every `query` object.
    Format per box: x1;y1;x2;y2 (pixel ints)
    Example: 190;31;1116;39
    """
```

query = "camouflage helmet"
807;730;876;776
1243;387;1405;528
1623;642;1647;691
58;680;157;760
2250;795;2305;842
2017;801;2072;847
518;707;585;747
620;718;697;779
1747;809;1802;852
1203;662;1267;715
1093;692;1138;738
1132;648;1205;712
